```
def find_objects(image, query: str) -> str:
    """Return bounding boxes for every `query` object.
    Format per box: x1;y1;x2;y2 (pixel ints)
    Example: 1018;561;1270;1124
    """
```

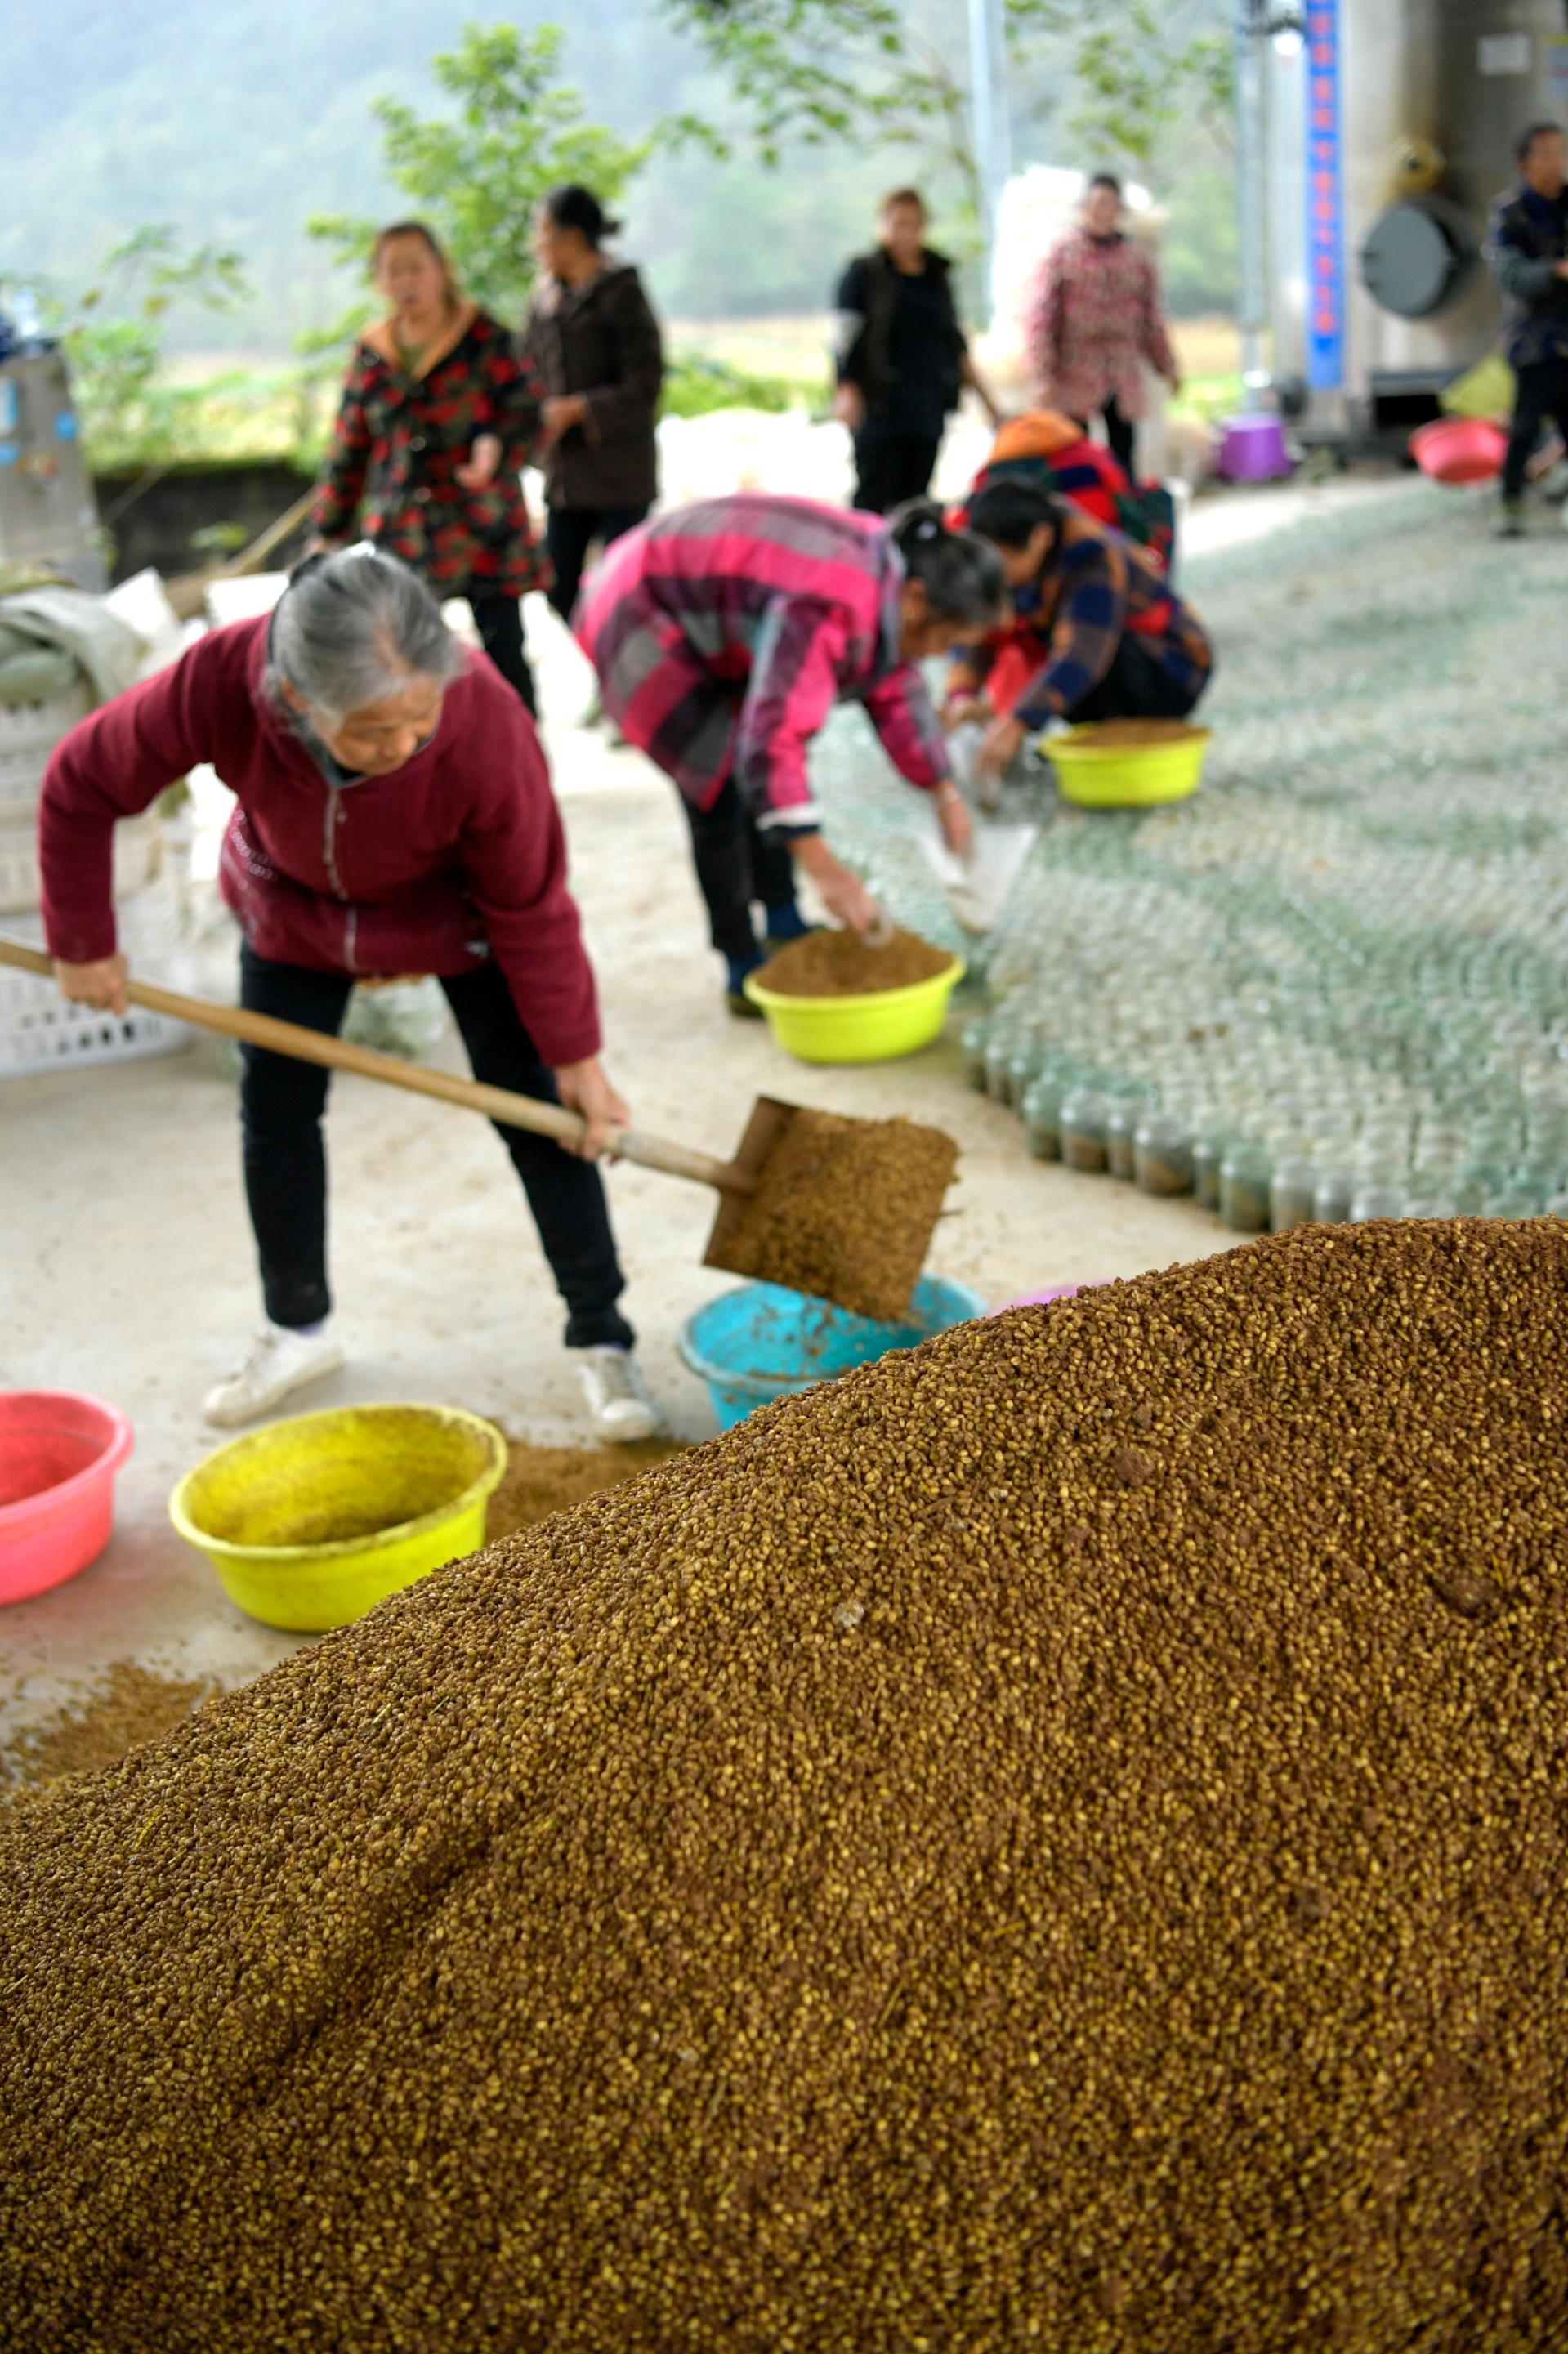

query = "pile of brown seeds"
753;923;954;998
1065;717;1206;745
6;1220;1568;2353
721;1106;959;1320
486;1436;686;1539
1;1662;213;1800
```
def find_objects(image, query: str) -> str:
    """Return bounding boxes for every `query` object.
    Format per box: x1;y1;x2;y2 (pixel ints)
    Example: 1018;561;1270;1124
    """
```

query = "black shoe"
726;987;766;1019
1497;502;1526;538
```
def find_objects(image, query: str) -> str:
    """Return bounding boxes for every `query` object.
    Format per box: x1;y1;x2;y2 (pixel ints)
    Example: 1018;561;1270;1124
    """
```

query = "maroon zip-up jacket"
38;615;601;1066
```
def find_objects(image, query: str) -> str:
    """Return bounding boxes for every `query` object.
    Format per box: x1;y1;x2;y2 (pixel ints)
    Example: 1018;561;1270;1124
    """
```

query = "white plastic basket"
0;976;188;1079
0;682;92;824
0;807;163;916
0;871;190;1080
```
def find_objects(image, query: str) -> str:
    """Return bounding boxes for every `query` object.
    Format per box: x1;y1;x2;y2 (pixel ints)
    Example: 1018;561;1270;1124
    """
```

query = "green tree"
661;0;1232;231
4;228;251;471
308;20;712;323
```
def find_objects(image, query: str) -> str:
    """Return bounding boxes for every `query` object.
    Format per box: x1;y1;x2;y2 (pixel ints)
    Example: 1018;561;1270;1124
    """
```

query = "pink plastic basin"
1409;417;1508;485
0;1391;134;1605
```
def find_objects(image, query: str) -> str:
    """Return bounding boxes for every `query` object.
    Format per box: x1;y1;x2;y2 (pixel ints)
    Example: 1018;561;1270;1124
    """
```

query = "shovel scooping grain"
717;1106;959;1322
7;1221;1568;2352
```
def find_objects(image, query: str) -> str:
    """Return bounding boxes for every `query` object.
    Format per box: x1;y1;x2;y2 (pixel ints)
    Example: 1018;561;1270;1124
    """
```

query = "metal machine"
1265;0;1568;450
0;345;105;588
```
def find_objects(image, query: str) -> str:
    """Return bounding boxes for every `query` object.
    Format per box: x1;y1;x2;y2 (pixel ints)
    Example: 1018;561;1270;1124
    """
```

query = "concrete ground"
0;477;1380;1731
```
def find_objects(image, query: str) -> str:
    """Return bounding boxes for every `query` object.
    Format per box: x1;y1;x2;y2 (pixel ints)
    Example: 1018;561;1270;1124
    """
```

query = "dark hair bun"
543;184;619;248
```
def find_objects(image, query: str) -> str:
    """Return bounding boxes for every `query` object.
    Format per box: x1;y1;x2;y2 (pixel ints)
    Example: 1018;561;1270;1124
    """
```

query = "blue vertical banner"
1305;0;1346;391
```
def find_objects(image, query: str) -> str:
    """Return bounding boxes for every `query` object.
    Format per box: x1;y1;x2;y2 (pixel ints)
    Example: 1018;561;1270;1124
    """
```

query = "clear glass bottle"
1349;1181;1405;1222
985;1025;1021;1106
1106;1097;1141;1182
1021;1071;1065;1162
1135;1110;1193;1197
1220;1141;1272;1234
1059;1085;1111;1173
960;1013;990;1092
1193;1130;1227;1213
1270;1153;1317;1233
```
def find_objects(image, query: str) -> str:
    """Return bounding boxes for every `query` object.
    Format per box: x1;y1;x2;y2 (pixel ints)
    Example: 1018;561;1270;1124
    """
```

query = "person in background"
38;549;660;1442
956;479;1212;791
311;221;547;713
1487;120;1568;538
833;189;1003;516
575;495;1002;1012
1025;174;1182;477
524;185;665;623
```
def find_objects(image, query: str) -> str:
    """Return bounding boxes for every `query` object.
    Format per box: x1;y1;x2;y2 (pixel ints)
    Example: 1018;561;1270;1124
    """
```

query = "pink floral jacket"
1025;229;1177;423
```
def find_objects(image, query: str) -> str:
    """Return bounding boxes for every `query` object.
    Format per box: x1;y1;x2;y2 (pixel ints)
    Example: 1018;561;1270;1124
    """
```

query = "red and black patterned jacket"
312;304;550;600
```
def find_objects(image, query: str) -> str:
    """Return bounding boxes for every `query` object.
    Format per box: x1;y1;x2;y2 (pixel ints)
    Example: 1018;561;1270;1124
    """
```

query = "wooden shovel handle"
0;936;752;1195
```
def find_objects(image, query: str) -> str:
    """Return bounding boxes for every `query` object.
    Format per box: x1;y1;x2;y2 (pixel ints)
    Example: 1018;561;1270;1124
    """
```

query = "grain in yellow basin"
169;1403;507;1632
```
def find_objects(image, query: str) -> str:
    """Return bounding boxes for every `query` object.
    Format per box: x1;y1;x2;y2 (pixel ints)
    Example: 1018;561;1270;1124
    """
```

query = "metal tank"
1265;0;1568;449
0;347;104;588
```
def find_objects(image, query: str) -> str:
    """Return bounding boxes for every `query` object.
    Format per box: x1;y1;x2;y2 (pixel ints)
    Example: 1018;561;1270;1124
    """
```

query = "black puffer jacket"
522;264;665;509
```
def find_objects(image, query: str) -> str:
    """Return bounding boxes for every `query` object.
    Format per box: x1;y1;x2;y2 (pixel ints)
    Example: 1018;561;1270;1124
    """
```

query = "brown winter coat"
522;264;664;511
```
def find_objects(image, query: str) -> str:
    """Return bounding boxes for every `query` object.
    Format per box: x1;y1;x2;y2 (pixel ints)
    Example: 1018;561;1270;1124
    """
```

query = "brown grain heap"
753;924;953;998
720;1105;958;1320
1;1663;212;1799
5;1220;1568;2354
486;1437;686;1540
1068;717;1206;746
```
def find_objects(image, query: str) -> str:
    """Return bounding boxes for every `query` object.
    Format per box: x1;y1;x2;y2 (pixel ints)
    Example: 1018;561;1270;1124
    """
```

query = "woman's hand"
944;695;990;733
539;395;588;445
977;714;1028;786
934;781;973;863
792;833;882;935
454;432;503;493
832;383;866;433
554;1056;630;1160
55;954;128;1016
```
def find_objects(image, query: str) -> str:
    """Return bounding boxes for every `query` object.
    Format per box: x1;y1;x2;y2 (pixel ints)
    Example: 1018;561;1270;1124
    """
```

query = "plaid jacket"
1025;229;1176;422
952;507;1211;726
575;494;950;829
312;305;548;599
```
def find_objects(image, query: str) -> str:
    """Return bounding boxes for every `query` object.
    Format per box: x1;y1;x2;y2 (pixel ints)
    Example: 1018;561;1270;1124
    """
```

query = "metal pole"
1235;0;1267;409
967;0;1012;324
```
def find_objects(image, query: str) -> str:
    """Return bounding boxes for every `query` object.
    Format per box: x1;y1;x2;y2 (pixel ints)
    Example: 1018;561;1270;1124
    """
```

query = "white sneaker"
577;1346;662;1442
203;1320;345;1428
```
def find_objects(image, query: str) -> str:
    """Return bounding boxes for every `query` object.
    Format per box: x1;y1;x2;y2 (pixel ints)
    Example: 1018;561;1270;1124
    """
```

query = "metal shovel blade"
704;1096;801;1275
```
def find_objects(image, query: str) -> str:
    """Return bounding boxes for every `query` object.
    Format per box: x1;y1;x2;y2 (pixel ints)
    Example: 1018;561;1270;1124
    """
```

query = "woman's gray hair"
266;545;464;729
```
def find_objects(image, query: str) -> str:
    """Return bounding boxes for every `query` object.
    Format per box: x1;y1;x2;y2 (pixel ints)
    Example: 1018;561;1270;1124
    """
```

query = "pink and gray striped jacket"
574;494;949;831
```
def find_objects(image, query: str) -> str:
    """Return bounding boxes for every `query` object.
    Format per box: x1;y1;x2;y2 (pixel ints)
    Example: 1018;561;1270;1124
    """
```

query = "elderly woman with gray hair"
38;547;659;1440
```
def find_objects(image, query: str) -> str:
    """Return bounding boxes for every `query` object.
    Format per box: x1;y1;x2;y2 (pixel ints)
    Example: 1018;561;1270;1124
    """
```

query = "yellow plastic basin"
743;954;965;1064
169;1403;507;1632
1045;722;1211;807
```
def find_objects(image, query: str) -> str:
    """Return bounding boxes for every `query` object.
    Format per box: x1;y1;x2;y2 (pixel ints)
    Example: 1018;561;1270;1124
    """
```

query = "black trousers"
1101;396;1137;476
467;592;537;716
682;781;799;963
545;503;650;624
1067;632;1204;723
851;422;943;516
1503;355;1568;501
237;945;633;1350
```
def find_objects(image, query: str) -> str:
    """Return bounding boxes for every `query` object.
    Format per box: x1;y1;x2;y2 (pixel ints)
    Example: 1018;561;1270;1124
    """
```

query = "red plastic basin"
1409;417;1508;485
0;1391;134;1606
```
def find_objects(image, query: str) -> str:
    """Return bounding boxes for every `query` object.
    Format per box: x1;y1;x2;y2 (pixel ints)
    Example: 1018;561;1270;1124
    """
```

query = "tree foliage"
3;227;250;471
307;20;713;324
663;0;1233;224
